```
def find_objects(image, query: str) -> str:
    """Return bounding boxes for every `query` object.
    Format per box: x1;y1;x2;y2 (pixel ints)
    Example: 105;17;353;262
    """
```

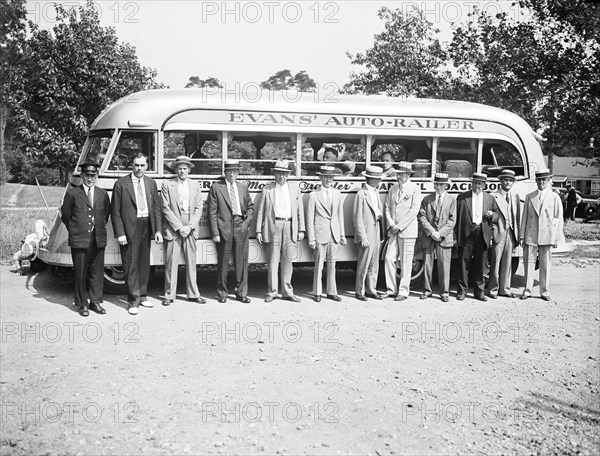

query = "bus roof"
91;89;534;134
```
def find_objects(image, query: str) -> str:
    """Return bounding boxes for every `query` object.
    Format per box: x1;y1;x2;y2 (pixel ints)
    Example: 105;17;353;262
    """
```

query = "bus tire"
104;266;127;294
48;265;74;285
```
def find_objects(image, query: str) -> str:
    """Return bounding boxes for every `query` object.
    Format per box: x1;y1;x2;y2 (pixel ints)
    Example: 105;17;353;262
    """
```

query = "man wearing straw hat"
384;161;422;301
161;155;206;306
489;169;521;299
418;173;456;302
520;168;563;301
354;165;385;301
307;165;346;302
208;159;255;303
454;172;499;301
256;159;305;302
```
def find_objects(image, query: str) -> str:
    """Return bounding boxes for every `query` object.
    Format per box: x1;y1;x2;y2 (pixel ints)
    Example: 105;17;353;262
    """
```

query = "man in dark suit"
112;153;163;315
61;162;111;317
256;159;305;303
454;172;499;301
418;173;456;302
208;160;255;303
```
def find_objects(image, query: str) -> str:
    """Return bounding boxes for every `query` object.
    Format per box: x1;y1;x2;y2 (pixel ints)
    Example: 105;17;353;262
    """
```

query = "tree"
260;69;317;91
185;76;223;88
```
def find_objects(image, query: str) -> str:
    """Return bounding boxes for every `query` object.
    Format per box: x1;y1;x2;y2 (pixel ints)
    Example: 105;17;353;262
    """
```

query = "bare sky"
25;1;520;90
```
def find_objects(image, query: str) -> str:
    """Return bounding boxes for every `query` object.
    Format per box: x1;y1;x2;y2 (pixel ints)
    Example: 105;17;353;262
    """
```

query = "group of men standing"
61;154;563;317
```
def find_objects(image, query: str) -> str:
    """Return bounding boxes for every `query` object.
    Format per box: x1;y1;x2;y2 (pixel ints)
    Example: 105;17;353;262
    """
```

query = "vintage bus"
39;89;548;292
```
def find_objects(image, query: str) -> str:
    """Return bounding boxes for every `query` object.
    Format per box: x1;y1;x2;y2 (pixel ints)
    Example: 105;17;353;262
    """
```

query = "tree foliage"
260;69;317;91
185;76;223;88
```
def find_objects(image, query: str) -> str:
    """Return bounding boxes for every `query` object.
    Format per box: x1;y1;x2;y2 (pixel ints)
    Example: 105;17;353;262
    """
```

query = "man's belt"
275;217;292;221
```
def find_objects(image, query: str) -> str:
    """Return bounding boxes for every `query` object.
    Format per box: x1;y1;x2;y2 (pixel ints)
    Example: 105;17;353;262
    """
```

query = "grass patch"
563;220;600;241
0;208;59;262
0;183;66;208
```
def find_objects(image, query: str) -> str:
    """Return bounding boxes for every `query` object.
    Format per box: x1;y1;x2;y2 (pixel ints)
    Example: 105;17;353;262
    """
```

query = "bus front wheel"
104;267;127;294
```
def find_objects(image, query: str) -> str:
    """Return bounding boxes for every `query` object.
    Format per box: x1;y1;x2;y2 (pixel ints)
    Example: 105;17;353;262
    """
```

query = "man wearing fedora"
307;165;346;302
61;162;111;317
161;155;206;306
418;173;456;302
111;153;163;315
208;160;255;303
454;172;499;301
520;169;563;301
354;165;385;301
384;162;422;301
256;159;305;302
489;169;521;299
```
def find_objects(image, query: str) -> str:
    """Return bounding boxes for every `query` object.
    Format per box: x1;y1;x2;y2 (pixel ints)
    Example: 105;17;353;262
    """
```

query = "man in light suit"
418;173;456;302
256;159;305;302
112;153;163;315
384;162;422;301
520;169;563;301
489;169;521;299
161;155;206;306
208;160;255;303
354;166;385;301
61;162;111;317
307;165;347;302
454;172;499;301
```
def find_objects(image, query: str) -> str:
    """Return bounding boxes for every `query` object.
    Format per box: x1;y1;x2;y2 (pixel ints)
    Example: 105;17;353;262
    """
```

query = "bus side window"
300;136;365;176
163;131;222;175
108;131;156;172
482;140;525;177
371;137;434;178
229;133;295;176
438;138;477;178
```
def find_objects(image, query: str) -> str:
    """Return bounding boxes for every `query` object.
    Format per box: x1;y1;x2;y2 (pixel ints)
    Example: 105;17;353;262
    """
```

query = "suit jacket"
161;178;203;241
353;184;384;244
111;174;162;240
491;190;521;244
306;186;345;244
455;190;499;248
61;184;111;249
418;192;456;248
256;182;305;243
385;180;421;239
521;189;563;246
208;179;254;240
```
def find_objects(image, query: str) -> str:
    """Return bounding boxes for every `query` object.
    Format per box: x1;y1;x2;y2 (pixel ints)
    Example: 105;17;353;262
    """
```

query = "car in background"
554;187;600;221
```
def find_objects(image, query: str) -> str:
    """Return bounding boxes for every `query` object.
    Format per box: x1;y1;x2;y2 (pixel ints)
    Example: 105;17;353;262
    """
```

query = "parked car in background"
554;187;600;221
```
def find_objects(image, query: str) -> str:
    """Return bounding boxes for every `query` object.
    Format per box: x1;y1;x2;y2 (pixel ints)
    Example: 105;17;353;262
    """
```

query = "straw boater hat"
272;159;292;173
433;172;449;184
393;161;413;174
471;172;487;183
498;169;516;181
362;165;384;179
173;155;194;169
79;161;100;174
223;159;241;171
317;165;337;177
535;169;552;179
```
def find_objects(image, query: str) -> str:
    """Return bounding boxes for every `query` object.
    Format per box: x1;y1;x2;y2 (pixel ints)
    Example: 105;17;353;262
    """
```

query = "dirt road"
1;248;598;455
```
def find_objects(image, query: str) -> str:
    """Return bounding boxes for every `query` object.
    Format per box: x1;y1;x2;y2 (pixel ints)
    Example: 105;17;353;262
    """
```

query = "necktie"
506;193;512;229
137;179;147;213
434;195;441;224
87;187;93;206
229;183;238;215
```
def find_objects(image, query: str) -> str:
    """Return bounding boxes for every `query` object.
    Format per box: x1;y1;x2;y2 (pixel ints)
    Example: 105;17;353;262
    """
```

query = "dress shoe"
420;293;431;300
355;294;367;301
500;293;516;299
79;306;89;317
89;302;106;314
541;295;551;302
283;295;301;303
236;296;251;304
140;299;154;308
217;298;227;304
394;295;407;301
188;297;207;304
128;305;139;315
366;293;383;300
456;294;466;301
441;295;449;303
520;294;530;300
489;294;497;300
264;295;275;303
327;295;342;302
476;295;488;302
313;296;321;302
161;299;173;306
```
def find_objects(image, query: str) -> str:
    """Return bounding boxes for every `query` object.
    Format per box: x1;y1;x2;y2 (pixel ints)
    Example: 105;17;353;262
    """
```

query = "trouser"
423;244;452;297
312;240;339;297
355;231;381;296
489;228;516;296
267;220;300;298
164;214;200;300
71;234;104;307
457;226;487;297
216;216;250;299
523;244;552;297
384;235;416;297
120;217;150;305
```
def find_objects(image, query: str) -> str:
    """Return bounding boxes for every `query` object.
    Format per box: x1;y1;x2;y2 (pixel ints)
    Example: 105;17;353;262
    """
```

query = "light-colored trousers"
355;234;380;296
423;244;452;297
385;235;416;297
523;244;552;297
489;229;516;296
267;220;299;298
164;215;200;300
312;241;339;297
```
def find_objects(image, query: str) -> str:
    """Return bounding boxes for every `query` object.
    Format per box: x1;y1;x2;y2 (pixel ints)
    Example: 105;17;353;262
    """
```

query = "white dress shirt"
472;191;483;224
227;181;242;216
178;179;190;215
274;182;292;219
131;175;149;217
